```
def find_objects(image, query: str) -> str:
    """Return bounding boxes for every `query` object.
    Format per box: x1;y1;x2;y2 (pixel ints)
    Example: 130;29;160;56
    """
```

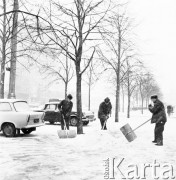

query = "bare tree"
83;60;104;111
123;59;141;118
40;52;74;99
143;72;162;105
98;9;134;122
38;0;111;134
136;72;147;114
0;0;45;98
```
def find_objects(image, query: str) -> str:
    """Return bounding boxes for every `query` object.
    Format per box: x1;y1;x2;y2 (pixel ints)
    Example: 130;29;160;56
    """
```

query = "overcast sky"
6;0;176;109
128;0;176;105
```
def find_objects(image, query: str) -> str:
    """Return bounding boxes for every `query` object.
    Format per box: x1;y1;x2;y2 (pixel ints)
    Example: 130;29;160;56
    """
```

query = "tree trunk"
0;0;6;99
88;83;91;111
65;36;68;99
115;30;121;122
141;97;144;114
146;97;149;108
64;81;68;99
121;85;125;113
76;70;83;134
115;78;120;122
139;85;144;114
136;92;138;108
8;0;19;99
127;94;130;118
127;68;130;118
122;91;125;113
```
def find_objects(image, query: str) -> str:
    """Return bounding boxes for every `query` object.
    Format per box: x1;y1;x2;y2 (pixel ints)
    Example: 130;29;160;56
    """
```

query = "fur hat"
104;97;110;103
151;95;158;99
67;94;73;100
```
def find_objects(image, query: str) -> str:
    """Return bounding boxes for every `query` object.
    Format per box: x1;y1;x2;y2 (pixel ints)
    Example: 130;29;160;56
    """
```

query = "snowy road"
0;111;176;180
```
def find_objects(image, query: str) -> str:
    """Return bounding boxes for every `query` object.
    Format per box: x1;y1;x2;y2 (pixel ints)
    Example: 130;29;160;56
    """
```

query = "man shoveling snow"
148;95;167;146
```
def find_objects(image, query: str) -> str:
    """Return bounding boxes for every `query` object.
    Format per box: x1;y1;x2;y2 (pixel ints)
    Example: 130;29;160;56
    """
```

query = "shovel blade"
57;130;68;138
57;130;77;138
67;130;77;138
120;123;137;142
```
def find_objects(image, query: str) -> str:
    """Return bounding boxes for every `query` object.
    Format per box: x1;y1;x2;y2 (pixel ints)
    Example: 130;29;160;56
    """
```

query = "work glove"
66;113;70;118
148;104;153;109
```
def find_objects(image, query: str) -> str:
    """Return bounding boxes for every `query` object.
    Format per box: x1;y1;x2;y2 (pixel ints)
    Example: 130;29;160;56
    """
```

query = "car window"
45;104;56;110
13;102;31;112
0;103;12;111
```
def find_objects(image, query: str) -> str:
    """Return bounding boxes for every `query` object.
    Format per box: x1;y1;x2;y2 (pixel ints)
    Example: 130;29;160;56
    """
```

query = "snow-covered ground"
0;111;176;180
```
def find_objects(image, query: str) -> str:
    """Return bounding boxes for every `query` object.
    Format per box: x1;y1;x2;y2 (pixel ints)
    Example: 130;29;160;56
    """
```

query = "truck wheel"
21;129;33;134
70;117;78;126
2;123;16;137
83;121;89;126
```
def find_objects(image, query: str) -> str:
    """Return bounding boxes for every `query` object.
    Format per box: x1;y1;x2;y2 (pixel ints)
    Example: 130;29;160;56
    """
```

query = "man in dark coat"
167;105;173;117
98;97;112;130
58;94;73;130
148;95;167;146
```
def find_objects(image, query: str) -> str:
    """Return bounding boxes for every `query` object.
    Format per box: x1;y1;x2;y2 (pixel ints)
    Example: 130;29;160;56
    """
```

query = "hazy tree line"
0;0;161;134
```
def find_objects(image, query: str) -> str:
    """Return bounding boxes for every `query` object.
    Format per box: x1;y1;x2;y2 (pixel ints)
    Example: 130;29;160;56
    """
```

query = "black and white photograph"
0;0;176;179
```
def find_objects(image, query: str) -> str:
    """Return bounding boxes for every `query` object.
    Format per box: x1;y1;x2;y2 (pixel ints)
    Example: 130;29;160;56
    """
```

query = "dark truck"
42;101;89;126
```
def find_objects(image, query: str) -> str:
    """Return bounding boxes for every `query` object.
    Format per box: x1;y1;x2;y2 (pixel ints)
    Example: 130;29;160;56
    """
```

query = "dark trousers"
61;114;70;130
100;118;107;130
154;123;165;142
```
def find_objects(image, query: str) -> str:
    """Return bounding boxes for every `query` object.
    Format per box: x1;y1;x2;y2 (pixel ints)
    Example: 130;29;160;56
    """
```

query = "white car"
84;110;96;122
0;99;45;137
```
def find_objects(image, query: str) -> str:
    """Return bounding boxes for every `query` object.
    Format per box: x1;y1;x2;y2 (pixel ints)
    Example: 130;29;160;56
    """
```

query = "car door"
44;104;57;122
0;102;27;129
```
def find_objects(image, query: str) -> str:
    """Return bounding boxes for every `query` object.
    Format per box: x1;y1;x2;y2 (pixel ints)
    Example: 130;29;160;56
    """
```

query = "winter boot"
152;140;157;143
155;140;163;146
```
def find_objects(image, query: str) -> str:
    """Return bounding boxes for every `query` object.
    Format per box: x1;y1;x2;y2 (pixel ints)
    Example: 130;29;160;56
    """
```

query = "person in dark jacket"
58;94;73;130
148;95;167;146
98;97;112;130
167;105;173;117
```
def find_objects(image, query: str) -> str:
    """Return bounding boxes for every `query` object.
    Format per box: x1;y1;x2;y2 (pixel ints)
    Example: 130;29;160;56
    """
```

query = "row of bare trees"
0;0;112;134
0;0;162;134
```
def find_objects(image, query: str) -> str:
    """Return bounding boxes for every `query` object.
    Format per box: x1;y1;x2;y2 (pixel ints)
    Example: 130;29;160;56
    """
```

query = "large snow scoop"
120;118;151;142
57;115;77;139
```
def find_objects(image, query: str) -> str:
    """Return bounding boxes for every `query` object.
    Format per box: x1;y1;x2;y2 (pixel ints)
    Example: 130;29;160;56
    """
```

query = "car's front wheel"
70;117;78;126
21;129;33;134
2;123;16;137
83;121;89;126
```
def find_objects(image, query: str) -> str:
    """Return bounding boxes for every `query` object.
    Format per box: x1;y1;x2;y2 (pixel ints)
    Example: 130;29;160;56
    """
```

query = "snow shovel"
57;116;77;139
102;119;107;130
120;118;151;142
100;116;109;135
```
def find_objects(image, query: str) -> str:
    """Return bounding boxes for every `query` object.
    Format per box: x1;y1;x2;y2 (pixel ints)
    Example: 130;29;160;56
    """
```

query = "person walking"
148;95;167;146
167;105;173;117
98;97;112;130
58;94;73;130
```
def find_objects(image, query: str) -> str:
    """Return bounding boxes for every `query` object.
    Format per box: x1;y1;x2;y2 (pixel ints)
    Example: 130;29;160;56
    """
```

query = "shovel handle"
102;116;109;130
125;118;151;136
102;120;107;130
131;118;151;133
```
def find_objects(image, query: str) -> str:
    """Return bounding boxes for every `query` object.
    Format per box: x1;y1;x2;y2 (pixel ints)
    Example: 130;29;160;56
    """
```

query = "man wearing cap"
58;94;73;130
148;95;167;146
98;97;112;130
